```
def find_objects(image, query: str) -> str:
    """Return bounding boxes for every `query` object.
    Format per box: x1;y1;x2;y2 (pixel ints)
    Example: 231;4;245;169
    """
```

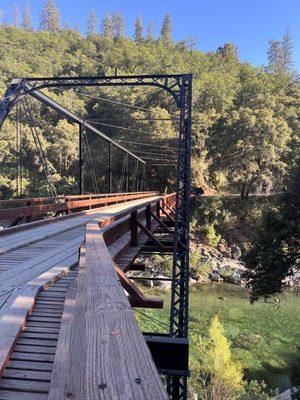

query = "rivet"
135;378;141;384
99;383;107;390
65;392;73;398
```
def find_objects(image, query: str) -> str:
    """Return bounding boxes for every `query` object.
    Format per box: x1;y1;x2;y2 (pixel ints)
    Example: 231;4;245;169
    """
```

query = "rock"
189;278;198;287
198;275;211;285
231;244;242;260
210;272;223;282
134;272;154;288
217;243;227;253
153;275;172;290
229;271;241;284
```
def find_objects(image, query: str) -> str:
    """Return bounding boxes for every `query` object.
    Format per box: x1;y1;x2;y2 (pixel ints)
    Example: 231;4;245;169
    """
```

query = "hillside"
0;25;299;198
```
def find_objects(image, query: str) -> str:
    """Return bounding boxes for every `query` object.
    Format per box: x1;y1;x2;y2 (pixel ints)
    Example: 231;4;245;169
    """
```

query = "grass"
135;283;300;392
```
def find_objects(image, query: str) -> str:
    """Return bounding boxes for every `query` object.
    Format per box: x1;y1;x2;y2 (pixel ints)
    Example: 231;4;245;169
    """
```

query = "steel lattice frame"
0;74;193;399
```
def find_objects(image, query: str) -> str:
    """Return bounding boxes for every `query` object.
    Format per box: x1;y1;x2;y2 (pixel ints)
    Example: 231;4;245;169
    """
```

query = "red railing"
0;192;159;224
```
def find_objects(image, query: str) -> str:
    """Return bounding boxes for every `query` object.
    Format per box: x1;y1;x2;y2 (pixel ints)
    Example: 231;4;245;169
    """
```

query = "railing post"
146;205;151;231
66;198;71;214
156;200;160;218
130;210;138;247
26;201;31;223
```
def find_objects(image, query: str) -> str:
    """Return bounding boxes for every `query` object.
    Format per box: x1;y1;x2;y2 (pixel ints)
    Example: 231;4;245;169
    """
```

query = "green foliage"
240;381;273;400
200;224;221;247
245;159;300;301
0;21;298;198
193;316;243;399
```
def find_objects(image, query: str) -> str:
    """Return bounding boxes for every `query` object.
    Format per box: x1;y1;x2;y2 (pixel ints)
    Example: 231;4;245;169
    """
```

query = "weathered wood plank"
49;223;168;399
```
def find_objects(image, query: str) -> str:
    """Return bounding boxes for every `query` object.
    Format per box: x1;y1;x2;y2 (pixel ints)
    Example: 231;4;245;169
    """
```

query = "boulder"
210;272;223;282
231;245;242;260
153;275;172;290
229;271;241;284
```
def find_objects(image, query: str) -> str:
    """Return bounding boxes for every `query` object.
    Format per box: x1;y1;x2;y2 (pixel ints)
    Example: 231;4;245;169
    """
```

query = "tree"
22;1;32;31
192;316;243;399
245;159;300;302
282;29;293;71
210;107;292;197
40;0;60;32
160;13;172;44
134;15;143;42
12;3;21;27
146;19;154;41
112;12;125;39
102;14;113;38
74;21;79;32
267;39;283;74
87;9;97;36
206;316;243;399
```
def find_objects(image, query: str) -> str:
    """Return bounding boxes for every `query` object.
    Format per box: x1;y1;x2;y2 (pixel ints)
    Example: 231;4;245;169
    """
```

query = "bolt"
65;392;73;398
99;383;107;390
135;378;141;385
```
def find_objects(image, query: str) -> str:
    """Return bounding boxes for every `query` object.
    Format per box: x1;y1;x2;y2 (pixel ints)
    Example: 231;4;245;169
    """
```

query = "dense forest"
0;1;299;199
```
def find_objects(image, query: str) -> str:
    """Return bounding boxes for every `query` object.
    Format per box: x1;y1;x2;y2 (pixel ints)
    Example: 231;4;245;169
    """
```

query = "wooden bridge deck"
0;193;175;399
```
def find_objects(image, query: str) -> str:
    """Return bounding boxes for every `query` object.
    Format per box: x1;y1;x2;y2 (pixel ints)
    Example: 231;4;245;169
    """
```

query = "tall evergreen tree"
40;0;60;32
146;19;154;40
267;39;284;74
22;1;32;31
12;4;21;27
160;13;172;43
0;9;6;25
112;12;125;39
134;15;143;42
74;21;79;32
282;29;293;71
102;14;113;38
87;9;97;36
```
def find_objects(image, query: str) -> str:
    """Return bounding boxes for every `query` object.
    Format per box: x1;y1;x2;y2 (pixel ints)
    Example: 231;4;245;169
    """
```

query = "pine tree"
282;29;293;71
87;9;97;36
160;13;172;44
40;0;60;32
102;14;113;38
112;12;125;39
22;1;32;31
146;19;154;41
12;4;21;27
134;15;143;42
74;21;79;32
267;40;284;74
0;9;6;25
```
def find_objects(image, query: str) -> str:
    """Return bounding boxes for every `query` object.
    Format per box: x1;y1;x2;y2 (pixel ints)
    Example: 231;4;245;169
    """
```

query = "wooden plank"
49;224;168;400
0;389;48;399
7;360;54;372
2;368;52;381
0;377;49;393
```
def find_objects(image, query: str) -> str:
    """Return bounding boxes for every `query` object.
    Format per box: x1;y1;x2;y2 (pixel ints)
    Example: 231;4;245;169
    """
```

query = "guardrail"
0;191;159;225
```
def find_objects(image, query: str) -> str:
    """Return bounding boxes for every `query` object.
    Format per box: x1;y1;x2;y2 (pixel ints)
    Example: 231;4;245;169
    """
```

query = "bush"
200;224;222;247
240;380;273;400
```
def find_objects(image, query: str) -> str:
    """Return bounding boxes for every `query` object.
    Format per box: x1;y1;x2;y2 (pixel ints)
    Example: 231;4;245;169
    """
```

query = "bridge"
0;74;192;399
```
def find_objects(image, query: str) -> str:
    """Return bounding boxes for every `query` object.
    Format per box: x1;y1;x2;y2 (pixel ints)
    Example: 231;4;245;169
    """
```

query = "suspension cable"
21;99;57;197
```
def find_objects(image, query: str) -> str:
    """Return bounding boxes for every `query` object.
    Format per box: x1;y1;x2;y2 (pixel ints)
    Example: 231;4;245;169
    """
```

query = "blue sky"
0;0;299;71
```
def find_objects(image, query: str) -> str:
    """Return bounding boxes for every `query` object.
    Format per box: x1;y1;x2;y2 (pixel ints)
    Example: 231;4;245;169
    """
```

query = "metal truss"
0;73;193;399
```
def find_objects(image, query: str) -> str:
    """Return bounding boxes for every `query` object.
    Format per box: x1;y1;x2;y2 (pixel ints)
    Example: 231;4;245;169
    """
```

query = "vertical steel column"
79;123;85;195
108;142;112;193
168;75;192;400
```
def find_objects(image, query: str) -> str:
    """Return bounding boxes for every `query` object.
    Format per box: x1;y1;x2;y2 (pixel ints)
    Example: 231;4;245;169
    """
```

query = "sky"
0;0;299;71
